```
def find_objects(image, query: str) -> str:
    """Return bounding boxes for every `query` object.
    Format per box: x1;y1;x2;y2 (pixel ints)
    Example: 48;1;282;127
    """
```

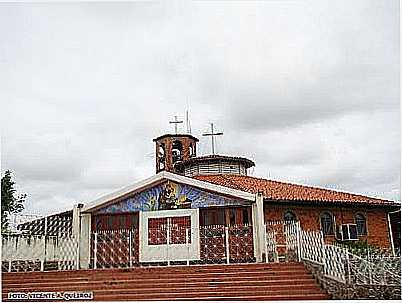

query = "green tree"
1;170;25;232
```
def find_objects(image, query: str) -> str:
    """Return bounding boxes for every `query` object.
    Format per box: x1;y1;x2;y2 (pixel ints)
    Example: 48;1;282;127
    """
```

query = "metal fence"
1;233;78;272
291;223;401;285
91;224;254;269
2;213;77;272
264;221;301;263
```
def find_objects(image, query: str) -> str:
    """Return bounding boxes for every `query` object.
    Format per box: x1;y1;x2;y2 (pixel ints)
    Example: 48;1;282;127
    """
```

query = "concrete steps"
2;262;329;301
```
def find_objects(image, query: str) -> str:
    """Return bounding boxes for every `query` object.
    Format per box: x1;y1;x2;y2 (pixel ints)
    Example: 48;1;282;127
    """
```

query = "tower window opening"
189;144;195;158
172;140;183;163
158;144;166;170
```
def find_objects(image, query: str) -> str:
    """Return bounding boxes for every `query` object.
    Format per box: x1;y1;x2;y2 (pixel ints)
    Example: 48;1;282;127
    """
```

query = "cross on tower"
202;123;223;155
169;115;183;134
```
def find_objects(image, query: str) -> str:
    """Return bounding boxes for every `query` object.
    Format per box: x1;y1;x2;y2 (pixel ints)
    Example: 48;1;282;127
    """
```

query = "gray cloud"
0;0;399;215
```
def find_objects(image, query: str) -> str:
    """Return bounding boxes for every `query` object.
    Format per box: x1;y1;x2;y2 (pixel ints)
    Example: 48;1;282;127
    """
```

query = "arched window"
355;213;367;235
320;211;334;235
283;210;297;222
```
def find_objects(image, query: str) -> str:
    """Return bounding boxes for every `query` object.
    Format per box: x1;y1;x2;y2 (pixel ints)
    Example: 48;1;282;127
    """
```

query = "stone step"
3;279;319;293
2;262;305;279
90;289;328;301
2;262;329;301
3;273;313;290
3;269;310;284
3;273;312;289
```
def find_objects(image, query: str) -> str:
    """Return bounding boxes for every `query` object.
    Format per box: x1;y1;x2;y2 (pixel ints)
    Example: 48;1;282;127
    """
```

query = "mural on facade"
95;181;242;214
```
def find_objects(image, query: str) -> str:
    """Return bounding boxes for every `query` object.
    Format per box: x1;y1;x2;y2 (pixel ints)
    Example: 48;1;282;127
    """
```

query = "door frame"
139;209;200;263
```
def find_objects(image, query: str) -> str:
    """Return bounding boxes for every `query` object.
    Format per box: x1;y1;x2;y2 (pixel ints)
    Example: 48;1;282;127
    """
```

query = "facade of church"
68;132;400;269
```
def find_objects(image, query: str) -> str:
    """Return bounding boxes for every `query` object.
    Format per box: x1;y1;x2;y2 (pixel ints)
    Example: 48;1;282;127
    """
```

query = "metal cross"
202;123;223;155
169;115;183;134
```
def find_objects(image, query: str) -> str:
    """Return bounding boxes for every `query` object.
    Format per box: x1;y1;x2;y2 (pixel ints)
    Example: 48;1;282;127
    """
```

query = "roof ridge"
243;175;394;202
195;174;397;204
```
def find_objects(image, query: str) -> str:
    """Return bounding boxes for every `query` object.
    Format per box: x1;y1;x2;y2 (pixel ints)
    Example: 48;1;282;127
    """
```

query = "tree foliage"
1;170;25;232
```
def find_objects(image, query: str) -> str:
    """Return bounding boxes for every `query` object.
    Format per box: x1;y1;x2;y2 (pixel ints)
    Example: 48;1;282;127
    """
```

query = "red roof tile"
193;174;399;206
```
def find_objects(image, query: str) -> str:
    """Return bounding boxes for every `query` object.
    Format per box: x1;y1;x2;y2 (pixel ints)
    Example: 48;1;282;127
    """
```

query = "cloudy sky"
1;0;400;215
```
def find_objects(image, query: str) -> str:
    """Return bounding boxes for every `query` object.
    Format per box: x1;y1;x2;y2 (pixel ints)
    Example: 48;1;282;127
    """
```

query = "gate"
140;209;200;264
264;220;301;262
92;229;139;269
199;224;254;264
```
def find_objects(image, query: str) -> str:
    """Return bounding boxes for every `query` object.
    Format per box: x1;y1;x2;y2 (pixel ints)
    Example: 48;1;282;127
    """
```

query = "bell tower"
153;134;199;174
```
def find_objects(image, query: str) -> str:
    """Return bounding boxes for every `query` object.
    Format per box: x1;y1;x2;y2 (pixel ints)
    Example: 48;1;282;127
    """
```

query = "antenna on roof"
186;110;192;134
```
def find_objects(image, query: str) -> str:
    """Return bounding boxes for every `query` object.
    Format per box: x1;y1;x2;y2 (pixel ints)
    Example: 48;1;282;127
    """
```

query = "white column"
252;202;260;262
72;205;81;238
79;213;91;269
252;192;265;263
387;212;395;256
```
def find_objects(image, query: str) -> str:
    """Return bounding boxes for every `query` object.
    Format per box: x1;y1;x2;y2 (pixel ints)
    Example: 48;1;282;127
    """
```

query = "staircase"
2;262;329;301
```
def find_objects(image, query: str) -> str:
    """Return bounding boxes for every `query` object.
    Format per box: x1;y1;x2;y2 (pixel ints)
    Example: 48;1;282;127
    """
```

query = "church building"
68;128;400;269
6;125;401;301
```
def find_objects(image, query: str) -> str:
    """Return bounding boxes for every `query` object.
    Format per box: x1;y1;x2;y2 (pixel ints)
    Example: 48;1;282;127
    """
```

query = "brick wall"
264;203;392;249
155;136;197;173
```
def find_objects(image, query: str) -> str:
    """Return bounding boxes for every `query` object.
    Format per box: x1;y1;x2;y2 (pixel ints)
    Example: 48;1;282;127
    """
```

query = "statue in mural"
158;182;191;210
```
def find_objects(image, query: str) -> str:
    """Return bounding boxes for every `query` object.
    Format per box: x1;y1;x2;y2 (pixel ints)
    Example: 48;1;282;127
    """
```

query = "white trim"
82;171;255;213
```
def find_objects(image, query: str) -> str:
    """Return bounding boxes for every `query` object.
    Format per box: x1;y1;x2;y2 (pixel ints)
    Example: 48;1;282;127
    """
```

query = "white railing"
265;229;278;262
263;221;400;285
323;244;348;282
284;221;301;262
300;229;324;264
346;253;401;286
297;227;401;285
265;220;300;262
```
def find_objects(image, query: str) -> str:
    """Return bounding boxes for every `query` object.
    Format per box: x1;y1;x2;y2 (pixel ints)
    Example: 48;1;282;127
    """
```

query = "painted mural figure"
158;182;191;210
96;181;239;215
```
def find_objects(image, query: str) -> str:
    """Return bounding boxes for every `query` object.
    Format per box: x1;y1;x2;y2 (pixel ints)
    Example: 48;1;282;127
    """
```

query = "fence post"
167;222;170;266
129;230;133;268
8;235;12;272
41;235;45;271
75;230;80;270
41;218;48;272
263;225;268;263
225;226;230;264
320;231;325;275
296;222;301;262
186;228;190;266
368;249;372;284
345;249;351;284
94;232;98;269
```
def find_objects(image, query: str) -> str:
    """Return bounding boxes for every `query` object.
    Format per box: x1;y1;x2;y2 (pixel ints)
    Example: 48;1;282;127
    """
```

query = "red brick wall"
264;203;391;249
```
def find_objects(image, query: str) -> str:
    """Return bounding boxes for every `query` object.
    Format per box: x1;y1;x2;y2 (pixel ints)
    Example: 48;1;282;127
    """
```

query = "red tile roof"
193;174;399;206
